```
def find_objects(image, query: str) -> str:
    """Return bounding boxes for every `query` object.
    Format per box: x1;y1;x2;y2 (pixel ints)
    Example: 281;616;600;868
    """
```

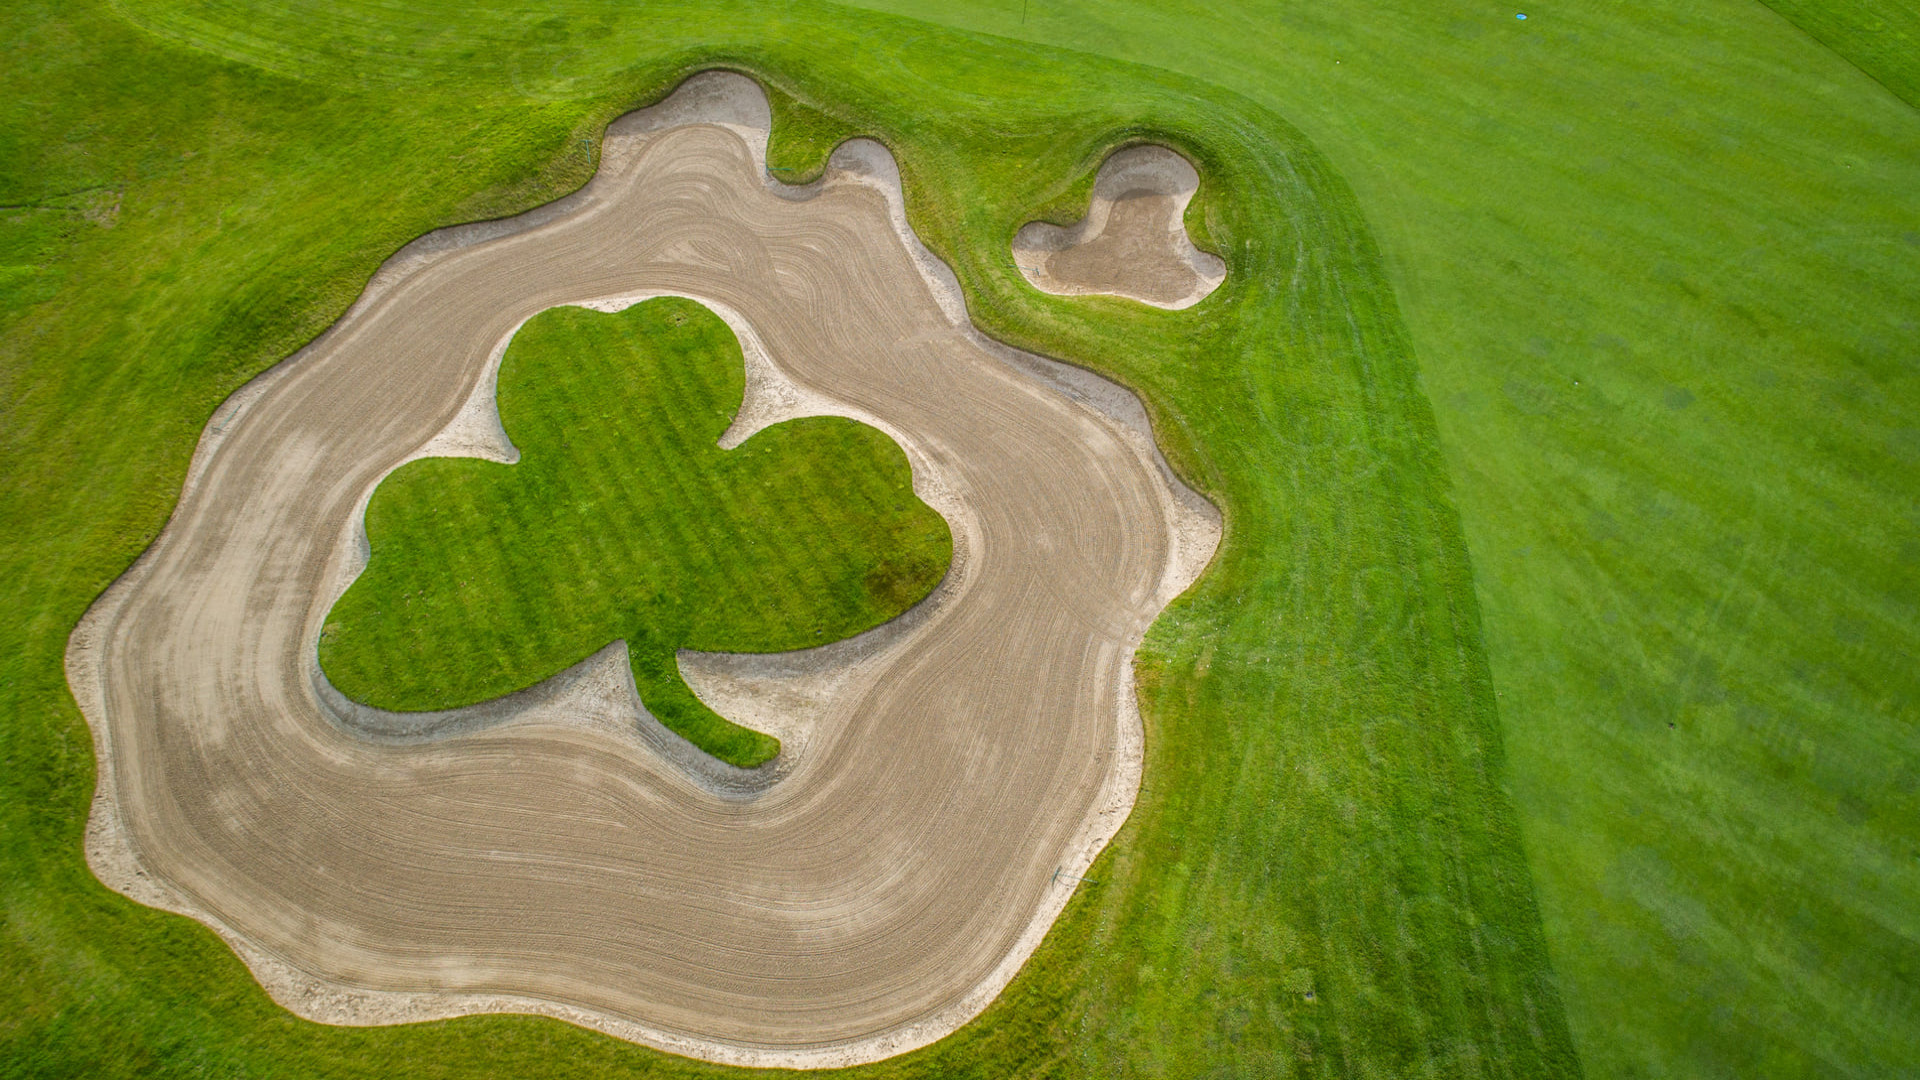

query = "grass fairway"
0;1;1912;1079
319;297;950;768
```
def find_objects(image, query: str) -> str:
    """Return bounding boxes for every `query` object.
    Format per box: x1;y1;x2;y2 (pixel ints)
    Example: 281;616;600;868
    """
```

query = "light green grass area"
0;1;1913;1079
836;3;1920;1076
318;297;950;768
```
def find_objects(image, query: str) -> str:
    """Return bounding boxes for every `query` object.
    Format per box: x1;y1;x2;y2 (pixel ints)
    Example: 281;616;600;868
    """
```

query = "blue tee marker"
1517;12;1528;18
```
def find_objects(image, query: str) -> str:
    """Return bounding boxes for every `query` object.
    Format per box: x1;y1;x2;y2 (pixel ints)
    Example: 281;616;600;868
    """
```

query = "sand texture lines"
1013;145;1226;310
67;73;1219;1067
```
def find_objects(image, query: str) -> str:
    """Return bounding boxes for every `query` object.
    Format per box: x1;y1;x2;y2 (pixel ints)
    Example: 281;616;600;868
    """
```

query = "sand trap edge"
1012;144;1227;310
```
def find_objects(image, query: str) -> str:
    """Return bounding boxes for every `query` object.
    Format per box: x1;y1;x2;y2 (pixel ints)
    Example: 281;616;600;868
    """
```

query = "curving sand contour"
68;73;1219;1067
1013;145;1226;309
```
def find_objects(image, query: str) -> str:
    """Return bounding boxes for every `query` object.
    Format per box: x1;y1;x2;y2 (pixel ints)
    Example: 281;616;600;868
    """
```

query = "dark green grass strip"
762;84;855;184
319;298;949;768
1752;0;1920;109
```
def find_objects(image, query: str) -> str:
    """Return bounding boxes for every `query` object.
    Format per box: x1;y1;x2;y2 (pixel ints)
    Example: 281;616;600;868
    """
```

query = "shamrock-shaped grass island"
319;296;952;768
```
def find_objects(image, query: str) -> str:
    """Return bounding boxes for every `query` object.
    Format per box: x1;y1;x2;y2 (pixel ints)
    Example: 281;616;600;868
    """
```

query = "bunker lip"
1013;144;1227;310
68;71;1222;1068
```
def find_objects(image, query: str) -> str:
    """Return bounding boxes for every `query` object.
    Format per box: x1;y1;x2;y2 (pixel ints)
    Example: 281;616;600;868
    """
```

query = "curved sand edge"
68;71;1222;1068
1013;144;1227;310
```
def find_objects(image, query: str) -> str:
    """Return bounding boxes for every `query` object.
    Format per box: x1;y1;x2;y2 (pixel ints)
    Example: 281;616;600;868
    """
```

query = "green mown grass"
3;0;1913;1078
319;298;950;767
1755;0;1920;107
846;0;1920;1075
763;84;854;185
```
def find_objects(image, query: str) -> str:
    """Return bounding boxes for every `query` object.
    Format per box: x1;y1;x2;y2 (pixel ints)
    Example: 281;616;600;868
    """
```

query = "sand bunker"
68;73;1219;1067
1013;145;1226;309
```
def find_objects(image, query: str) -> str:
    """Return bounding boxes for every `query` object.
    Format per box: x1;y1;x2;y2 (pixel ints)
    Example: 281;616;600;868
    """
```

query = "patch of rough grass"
762;81;856;184
318;297;950;768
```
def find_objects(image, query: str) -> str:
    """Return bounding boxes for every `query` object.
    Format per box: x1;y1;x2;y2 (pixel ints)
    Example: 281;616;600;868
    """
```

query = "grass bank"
843;0;1920;1075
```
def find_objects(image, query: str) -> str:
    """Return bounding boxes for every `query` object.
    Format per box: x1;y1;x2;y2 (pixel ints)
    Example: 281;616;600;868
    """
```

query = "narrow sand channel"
68;73;1219;1067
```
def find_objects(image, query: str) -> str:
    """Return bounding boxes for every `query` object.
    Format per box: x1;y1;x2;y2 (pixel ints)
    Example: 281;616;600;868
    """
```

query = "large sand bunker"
68;73;1219;1067
1013;145;1226;309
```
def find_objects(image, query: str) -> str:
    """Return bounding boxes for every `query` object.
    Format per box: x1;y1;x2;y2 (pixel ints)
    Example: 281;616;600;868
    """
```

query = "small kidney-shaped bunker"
1012;144;1226;309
